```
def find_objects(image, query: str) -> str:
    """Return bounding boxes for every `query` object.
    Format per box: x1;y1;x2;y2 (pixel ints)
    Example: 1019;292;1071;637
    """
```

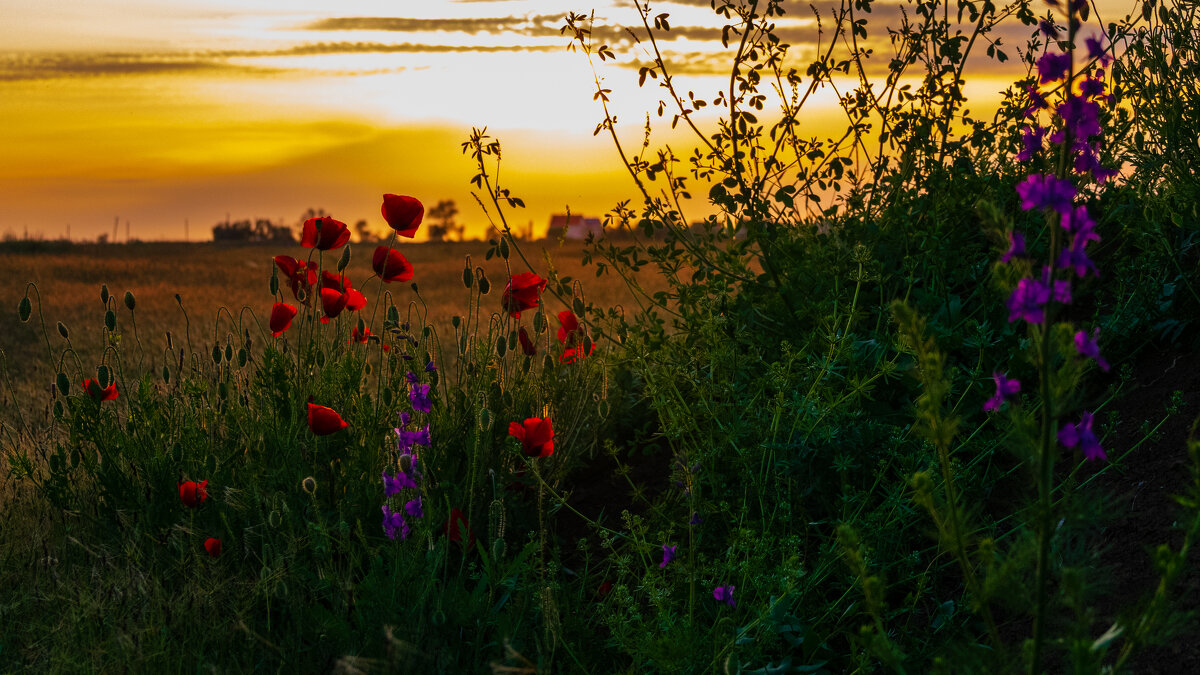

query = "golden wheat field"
0;238;670;424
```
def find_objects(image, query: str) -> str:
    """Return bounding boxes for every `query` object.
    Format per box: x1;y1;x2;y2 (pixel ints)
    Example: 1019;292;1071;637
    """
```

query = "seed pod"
212;345;221;364
57;322;69;339
162;366;170;383
302;476;317;495
533;311;546;334
496;336;507;357
476;268;490;295
269;269;279;295
53;400;64;419
337;245;351;272
462;265;473;288
508;330;517;351
56;372;70;396
224;344;233;362
573;296;585;317
410;282;418;294
105;310;116;331
237;348;247;367
97;365;110;388
18;297;31;322
499;236;510;260
451;315;461;329
123;291;136;311
100;284;110;305
387;305;399;324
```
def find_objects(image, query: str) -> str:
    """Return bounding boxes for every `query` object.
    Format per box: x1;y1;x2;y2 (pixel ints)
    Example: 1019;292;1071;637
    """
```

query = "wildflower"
501;272;547;318
307;403;348;435
269;302;298;337
1037;51;1071;84
1016;126;1046;162
443;507;475;549
560;343;596;364
712;585;736;607
660;544;677;569
425;361;437;373
518;326;537;355
178;479;208;508
273;256;318;302
300;216;351;250
1057;233;1100;278
409;383;432;413
1007;276;1051;324
382;504;409;540
204;538;222;558
1073;329;1110;372
381;194;424;238
557;310;583;345
320;272;367;311
1058;411;1105;461
1024;85;1050;117
348;326;372;344
689;512;703;526
1038;19;1058;38
320;288;349;320
383;466;418;495
1057;96;1102;140
1086;34;1113;66
404;496;424;518
1015;174;1076;214
983;371;1021;412
508;417;555;458
1001;231;1027;263
81;378;118;402
597;581;613;598
396;425;431;452
372;246;414;283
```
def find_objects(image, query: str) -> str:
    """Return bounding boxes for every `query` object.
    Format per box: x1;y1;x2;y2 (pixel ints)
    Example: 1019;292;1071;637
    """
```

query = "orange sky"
0;0;1134;241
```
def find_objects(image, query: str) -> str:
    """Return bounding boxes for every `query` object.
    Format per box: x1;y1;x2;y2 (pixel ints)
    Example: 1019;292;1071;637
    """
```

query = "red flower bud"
518;326;537;356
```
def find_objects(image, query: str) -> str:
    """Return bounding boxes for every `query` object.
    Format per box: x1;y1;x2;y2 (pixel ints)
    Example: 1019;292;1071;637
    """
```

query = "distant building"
550;214;603;241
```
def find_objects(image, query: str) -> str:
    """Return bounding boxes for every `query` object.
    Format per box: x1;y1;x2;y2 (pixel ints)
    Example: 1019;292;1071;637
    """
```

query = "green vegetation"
2;1;1199;672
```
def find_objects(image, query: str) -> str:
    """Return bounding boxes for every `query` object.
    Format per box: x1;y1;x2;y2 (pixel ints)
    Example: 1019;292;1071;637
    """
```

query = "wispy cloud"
303;15;563;35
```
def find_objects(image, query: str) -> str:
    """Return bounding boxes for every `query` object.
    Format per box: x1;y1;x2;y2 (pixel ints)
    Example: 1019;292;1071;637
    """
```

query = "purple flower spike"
1024;86;1050;117
1074;329;1111;372
405;496;424;518
1060;205;1097;236
1002;231;1027;263
1037;51;1072;84
713;585;737;607
1058;411;1106;461
660;544;677;569
410;383;432;413
382;504;410;540
405;371;419;384
383;468;418;496
1016;174;1076;214
1057;237;1100;278
1016;126;1046;162
983;371;1021;412
1007;276;1050;324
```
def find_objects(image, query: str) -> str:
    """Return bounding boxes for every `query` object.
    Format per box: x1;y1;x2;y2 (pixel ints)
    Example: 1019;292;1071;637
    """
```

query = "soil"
1091;346;1200;673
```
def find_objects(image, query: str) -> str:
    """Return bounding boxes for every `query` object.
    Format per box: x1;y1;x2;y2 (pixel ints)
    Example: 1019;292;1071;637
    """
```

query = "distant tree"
354;219;378;243
427;200;459;242
212;217;294;242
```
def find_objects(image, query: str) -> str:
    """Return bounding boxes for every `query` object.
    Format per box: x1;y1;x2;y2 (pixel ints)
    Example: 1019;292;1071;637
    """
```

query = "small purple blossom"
1037;51;1072;84
713;585;737;607
1016;126;1046;162
689;512;703;526
1074;329;1110;372
410;383;432;413
1058;96;1102;140
1007;276;1051;324
405;371;419;384
399;411;411;427
660;544;677;569
1057;236;1100;278
425;361;437;372
1016;174;1076;214
404;496;424;518
1001;230;1027;263
1038;19;1058;38
383;468;418;496
1086;34;1113;66
1024;85;1050;117
1058;411;1105;461
983;371;1021;412
396;424;432;452
382;504;410;540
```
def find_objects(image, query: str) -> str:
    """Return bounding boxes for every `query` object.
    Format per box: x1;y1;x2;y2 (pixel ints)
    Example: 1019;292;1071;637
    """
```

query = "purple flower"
399;411;411;427
1001;230;1027;263
1024;86;1050;117
1060;205;1096;236
397;425;432;452
425;361;437;372
1057;236;1100;278
1038;19;1058;38
1058;96;1102;140
1037;51;1071;84
983;371;1021;412
1074;329;1110;372
383;468;418;496
713;585;736;607
660;544;677;569
1007;276;1051;324
1058;411;1105;461
405;496;424;518
1016;126;1046;162
382;504;410;540
689;512;703;526
405;371;419;384
1086;34;1113;66
1015;174;1076;214
1079;74;1107;99
410;383;432;413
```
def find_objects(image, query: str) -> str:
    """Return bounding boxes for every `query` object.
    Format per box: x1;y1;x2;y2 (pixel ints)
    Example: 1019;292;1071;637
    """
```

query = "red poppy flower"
372;246;414;283
557;310;583;345
300;216;351;250
320;272;367;312
320;288;349;320
597;580;613;599
443;507;476;549
518;326;537;356
307;402;348;435
81;378;118;402
501;273;547;318
345;288;367;312
178;479;207;508
273;255;317;302
269;302;298;337
559;343;596;365
508;417;554;458
381;194;423;237
204;538;222;558
348;326;373;344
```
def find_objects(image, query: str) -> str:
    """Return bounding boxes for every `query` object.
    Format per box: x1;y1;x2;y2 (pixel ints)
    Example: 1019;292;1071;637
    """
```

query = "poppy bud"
269;268;279;295
203;538;222;558
496;336;507;357
123;291;136;311
212;345;221;364
56;372;70;396
104;310;116;331
224;344;233;362
18;296;31;322
398;454;412;473
100;284;110;305
57;322;69;339
463;265;473;288
476;268;490;295
302;476;317;494
338;245;351;272
499;236;510;259
97;365;110;388
162;366;170;383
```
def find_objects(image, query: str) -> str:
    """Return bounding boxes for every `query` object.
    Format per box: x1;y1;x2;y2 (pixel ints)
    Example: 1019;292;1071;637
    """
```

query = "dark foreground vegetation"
2;1;1199;672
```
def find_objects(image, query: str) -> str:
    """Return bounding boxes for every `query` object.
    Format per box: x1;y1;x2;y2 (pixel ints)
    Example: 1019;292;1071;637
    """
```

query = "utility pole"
126;220;130;243
113;216;119;243
184;218;189;242
66;223;70;241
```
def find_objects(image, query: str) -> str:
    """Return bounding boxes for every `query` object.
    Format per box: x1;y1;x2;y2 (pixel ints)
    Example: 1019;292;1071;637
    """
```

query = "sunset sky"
0;0;1131;241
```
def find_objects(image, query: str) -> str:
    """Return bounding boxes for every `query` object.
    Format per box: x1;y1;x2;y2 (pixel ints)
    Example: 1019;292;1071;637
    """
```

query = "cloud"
304;15;565;35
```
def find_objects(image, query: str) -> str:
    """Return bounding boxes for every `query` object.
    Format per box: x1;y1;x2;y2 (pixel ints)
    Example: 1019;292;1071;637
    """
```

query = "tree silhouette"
427;200;459;241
